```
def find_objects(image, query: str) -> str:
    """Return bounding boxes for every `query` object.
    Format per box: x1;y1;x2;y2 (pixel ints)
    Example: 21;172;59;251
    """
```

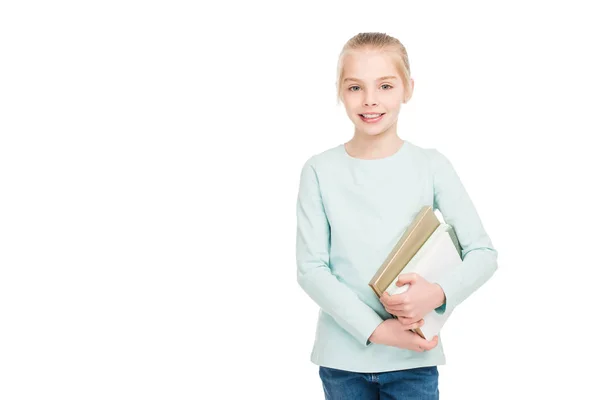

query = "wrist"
433;283;446;309
369;320;389;345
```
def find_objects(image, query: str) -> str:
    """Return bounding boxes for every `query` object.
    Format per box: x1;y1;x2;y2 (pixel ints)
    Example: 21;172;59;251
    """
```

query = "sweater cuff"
362;314;385;347
432;270;459;315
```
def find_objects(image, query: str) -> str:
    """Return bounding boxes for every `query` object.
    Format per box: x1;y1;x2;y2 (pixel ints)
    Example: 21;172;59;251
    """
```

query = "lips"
359;113;385;123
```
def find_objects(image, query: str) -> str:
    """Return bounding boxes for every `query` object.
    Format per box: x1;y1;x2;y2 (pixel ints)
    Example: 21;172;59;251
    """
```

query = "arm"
429;149;499;315
296;159;383;347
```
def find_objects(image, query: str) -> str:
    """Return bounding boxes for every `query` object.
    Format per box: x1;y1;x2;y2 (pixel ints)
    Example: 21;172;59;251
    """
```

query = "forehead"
341;50;399;81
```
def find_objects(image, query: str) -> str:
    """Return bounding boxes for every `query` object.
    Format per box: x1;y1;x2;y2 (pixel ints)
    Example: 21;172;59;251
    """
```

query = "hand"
380;273;446;327
369;319;439;352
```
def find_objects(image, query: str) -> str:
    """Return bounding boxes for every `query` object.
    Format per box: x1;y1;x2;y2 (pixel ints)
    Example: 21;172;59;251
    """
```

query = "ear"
403;78;415;103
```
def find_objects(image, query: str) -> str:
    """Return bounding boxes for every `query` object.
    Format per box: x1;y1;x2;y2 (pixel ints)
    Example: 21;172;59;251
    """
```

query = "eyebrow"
343;76;398;83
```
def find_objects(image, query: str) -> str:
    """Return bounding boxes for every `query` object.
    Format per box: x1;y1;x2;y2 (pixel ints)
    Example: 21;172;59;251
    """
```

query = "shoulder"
414;141;455;168
300;144;343;172
403;140;451;170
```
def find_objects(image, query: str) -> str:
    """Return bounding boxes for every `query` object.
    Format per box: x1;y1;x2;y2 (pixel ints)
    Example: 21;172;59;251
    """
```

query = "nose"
363;90;378;107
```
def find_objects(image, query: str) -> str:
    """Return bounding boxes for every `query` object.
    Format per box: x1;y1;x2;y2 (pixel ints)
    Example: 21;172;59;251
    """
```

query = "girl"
295;32;498;399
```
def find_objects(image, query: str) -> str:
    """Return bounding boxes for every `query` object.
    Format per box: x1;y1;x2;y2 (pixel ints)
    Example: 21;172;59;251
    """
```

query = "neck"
346;128;404;160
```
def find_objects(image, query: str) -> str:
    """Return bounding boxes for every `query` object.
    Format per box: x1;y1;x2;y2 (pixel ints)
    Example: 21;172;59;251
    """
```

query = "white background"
1;1;599;399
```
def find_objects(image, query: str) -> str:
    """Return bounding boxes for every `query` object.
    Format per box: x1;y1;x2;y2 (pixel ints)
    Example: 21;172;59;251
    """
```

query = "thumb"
396;273;418;286
419;335;439;351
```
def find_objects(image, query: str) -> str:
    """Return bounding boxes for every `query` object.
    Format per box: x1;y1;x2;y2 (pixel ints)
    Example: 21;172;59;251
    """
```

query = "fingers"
381;292;408;306
385;304;411;314
403;319;425;331
383;304;417;321
396;273;418;286
413;335;439;352
385;309;411;320
400;317;422;326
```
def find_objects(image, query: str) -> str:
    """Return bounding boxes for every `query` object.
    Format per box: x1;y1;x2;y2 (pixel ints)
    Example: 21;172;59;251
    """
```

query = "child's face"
340;50;412;137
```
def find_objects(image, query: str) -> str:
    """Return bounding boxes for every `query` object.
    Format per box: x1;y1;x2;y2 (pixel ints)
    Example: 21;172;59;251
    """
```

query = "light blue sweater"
295;139;498;373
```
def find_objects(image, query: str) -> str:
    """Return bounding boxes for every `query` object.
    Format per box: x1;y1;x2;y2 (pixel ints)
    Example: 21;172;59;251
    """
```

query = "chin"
355;123;390;136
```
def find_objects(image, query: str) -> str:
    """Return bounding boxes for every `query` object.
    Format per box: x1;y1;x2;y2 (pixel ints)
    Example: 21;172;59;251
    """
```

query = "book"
387;223;463;340
369;205;442;297
368;205;463;340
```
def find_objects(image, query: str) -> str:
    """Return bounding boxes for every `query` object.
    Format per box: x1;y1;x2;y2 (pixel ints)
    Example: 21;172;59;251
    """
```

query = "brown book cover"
368;205;441;339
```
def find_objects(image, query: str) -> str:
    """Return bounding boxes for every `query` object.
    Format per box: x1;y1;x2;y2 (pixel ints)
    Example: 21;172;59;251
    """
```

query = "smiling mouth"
359;113;385;122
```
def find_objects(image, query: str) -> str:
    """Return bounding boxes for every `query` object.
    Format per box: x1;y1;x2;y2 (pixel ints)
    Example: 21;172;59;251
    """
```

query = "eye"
381;84;393;90
348;86;360;92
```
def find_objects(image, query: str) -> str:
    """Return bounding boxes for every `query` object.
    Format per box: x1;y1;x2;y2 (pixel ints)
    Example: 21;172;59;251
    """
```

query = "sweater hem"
310;354;447;373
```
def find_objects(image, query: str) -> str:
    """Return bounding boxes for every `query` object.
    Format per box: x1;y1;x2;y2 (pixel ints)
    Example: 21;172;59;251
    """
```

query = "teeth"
362;114;382;118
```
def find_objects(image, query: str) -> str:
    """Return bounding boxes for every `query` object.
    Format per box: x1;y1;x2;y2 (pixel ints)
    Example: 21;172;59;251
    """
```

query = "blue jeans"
319;365;439;400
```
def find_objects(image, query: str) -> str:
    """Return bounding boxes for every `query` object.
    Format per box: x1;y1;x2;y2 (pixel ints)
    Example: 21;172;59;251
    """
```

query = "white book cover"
384;223;462;340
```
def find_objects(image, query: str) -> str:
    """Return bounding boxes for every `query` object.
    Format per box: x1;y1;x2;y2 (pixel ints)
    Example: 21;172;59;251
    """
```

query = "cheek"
386;99;404;111
344;106;356;118
343;99;360;115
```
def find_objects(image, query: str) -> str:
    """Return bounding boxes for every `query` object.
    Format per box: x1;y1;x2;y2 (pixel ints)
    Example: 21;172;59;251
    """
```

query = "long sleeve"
296;159;383;347
429;149;499;314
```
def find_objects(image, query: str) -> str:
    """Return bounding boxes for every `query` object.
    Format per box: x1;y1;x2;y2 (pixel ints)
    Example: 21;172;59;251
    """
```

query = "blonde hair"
336;32;412;104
